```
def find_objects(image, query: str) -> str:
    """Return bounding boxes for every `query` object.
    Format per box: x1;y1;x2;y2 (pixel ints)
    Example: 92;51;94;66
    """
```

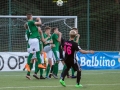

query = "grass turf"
0;70;120;90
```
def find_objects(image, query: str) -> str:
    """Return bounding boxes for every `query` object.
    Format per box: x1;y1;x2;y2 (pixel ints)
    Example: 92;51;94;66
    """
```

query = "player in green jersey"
24;24;34;79
24;13;46;73
50;27;62;78
42;26;56;79
33;27;46;79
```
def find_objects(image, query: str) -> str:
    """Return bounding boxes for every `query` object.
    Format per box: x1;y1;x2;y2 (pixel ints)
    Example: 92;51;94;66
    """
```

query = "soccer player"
59;29;94;87
24;23;36;79
71;27;80;78
24;13;46;72
50;27;62;78
42;26;54;78
33;27;46;79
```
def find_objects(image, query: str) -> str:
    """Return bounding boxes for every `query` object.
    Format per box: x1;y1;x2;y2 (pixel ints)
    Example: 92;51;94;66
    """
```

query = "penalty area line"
0;83;120;89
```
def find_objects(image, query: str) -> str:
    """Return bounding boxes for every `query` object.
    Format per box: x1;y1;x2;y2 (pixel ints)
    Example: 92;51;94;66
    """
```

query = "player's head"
72;27;78;34
45;26;51;34
69;30;77;39
51;27;59;34
26;13;33;20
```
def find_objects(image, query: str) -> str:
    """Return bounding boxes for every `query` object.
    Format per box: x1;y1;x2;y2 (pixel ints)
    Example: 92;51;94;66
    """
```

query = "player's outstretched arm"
79;49;94;54
35;17;41;25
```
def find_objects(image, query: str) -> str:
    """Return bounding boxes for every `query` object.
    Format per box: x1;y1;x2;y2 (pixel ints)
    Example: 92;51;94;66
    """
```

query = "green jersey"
27;20;40;39
74;36;80;45
25;29;30;49
52;33;59;51
25;29;30;41
43;33;52;47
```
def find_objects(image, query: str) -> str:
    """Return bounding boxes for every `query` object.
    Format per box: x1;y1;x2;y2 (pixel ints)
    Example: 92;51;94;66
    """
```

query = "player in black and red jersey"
59;29;94;88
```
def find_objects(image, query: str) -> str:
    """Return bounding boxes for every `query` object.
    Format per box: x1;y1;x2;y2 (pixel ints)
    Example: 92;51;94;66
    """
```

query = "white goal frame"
0;15;78;28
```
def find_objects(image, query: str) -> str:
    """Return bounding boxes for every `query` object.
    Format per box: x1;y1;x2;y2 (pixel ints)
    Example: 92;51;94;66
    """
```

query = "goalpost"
0;16;77;71
0;16;77;52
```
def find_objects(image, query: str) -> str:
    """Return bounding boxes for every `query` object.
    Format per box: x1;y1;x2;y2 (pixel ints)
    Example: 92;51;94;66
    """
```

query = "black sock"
77;71;81;85
50;65;54;73
62;68;69;81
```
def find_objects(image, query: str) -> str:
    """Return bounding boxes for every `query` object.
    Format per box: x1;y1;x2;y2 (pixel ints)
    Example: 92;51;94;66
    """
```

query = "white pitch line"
0;83;120;89
1;72;120;76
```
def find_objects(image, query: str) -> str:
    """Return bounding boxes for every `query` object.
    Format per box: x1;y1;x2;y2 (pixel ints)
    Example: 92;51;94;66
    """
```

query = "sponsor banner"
0;52;63;71
77;52;120;70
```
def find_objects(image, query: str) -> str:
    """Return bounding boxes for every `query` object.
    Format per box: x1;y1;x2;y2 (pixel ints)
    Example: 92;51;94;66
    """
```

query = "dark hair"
26;13;32;20
45;26;51;31
51;27;58;33
72;27;78;31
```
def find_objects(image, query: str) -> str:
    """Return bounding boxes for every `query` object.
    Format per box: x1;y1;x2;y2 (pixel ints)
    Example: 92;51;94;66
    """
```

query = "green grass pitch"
0;70;120;90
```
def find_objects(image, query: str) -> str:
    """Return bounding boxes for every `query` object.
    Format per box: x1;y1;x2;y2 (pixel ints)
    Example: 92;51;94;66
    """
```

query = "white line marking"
0;83;120;89
1;72;120;76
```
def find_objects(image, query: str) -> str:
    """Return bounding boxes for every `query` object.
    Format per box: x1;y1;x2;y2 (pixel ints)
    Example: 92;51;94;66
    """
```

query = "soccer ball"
56;0;63;6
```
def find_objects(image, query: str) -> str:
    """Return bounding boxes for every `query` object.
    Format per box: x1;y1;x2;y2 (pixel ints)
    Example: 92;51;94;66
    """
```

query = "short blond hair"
69;30;77;38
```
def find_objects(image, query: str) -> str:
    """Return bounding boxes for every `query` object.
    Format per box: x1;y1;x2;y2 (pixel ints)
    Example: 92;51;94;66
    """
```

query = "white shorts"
43;45;51;53
28;38;40;53
46;50;53;59
51;58;54;65
53;51;60;61
31;53;36;59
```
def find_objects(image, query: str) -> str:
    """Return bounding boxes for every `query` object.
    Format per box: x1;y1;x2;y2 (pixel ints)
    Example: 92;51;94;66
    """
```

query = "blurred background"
0;0;120;51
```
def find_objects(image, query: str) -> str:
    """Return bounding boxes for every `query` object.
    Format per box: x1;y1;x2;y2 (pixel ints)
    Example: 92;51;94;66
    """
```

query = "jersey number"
64;45;71;55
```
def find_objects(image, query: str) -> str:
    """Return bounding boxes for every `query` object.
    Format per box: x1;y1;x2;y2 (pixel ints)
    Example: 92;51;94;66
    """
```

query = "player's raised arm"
35;17;41;25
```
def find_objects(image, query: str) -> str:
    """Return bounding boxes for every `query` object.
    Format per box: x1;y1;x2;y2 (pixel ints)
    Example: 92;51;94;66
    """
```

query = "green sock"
27;53;33;65
46;64;50;77
27;63;33;75
62;64;67;73
56;63;58;75
53;63;58;75
36;51;41;64
40;68;43;76
52;50;58;60
71;67;75;76
35;61;39;74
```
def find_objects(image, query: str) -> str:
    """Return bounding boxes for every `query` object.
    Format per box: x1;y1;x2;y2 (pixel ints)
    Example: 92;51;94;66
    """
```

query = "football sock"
71;67;75;76
61;64;67;77
62;68;69;81
35;61;39;74
52;50;59;60
36;51;41;64
40;68;43;76
27;53;33;65
50;65;54;73
46;64;50;77
27;63;33;75
77;71;81;85
53;63;58;75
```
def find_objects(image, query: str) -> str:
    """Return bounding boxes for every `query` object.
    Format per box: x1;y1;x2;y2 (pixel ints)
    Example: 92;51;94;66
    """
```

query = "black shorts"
65;60;81;71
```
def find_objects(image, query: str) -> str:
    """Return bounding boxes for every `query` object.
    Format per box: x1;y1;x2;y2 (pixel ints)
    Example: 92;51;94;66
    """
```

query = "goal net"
0;16;77;52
